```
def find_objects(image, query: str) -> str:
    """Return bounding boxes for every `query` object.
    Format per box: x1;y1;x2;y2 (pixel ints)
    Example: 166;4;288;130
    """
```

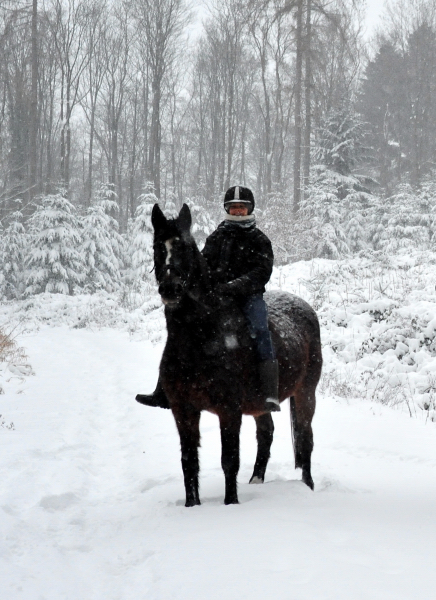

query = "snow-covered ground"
1;254;436;599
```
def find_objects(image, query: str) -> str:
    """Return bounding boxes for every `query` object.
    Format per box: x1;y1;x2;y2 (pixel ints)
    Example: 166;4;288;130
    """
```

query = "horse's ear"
178;203;192;232
151;203;166;231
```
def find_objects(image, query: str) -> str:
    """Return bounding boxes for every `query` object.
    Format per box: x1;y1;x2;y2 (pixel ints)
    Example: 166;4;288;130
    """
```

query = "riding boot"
259;359;281;412
136;378;170;409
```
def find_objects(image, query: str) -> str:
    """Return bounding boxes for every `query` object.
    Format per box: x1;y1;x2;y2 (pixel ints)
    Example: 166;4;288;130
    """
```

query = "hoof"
224;497;239;505
185;498;201;507
302;471;314;490
249;476;264;484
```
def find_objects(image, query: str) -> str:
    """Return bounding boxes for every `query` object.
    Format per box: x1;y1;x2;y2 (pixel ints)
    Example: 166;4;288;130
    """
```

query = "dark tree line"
360;4;436;192
0;0;362;226
1;0;436;233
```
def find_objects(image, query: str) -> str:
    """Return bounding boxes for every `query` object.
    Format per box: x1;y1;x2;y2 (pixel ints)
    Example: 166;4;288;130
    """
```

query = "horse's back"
265;290;322;398
265;290;320;338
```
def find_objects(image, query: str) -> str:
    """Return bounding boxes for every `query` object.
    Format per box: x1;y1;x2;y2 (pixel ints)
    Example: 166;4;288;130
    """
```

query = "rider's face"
228;203;249;216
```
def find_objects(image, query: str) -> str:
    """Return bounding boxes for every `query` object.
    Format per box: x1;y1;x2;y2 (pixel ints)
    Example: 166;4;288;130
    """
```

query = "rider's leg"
242;295;280;412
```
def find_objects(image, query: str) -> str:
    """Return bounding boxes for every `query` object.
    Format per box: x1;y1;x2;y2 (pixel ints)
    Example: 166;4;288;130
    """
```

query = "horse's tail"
289;334;322;473
289;396;300;469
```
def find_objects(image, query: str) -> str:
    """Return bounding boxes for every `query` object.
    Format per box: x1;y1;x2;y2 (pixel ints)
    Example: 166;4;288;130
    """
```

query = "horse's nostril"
159;280;183;301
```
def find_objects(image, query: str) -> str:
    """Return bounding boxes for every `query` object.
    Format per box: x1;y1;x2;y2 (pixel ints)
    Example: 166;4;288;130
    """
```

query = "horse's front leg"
173;406;201;507
219;411;242;505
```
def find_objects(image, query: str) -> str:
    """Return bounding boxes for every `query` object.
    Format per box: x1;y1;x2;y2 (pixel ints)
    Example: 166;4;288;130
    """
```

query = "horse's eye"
154;242;166;261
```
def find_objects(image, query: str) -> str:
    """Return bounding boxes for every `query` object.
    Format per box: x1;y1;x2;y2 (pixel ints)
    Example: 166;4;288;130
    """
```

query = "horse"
146;203;322;506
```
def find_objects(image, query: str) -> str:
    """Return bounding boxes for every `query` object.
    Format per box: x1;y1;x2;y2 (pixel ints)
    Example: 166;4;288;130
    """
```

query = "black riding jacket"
202;219;274;301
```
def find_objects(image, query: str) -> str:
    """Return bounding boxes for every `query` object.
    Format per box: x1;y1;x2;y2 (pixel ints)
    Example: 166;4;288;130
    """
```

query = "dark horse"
146;203;322;506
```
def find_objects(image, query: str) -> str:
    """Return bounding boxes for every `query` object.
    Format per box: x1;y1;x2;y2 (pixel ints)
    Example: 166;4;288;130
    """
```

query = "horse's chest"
161;337;255;403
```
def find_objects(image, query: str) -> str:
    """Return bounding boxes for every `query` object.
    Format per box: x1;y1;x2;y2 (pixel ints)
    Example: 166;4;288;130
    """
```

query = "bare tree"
134;0;189;199
45;0;93;192
79;0;108;205
29;0;38;199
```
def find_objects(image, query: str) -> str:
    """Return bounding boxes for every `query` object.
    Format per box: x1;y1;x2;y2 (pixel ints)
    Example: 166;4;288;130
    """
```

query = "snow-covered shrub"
25;193;85;295
0;324;33;426
255;191;296;264
295;251;436;420
369;184;433;252
302;168;350;259
344;192;371;252
128;185;156;283
81;196;124;293
0;211;27;299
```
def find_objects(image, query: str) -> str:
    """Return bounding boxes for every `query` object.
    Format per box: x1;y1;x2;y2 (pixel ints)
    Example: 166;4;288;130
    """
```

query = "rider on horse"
136;185;280;413
202;185;279;412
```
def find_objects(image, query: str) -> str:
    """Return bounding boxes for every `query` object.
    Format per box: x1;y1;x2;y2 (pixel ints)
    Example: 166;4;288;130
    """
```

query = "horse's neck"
192;245;212;293
166;294;217;334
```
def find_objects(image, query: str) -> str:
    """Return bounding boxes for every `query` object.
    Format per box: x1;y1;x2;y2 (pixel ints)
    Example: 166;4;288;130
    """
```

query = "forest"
1;0;436;298
2;3;436;592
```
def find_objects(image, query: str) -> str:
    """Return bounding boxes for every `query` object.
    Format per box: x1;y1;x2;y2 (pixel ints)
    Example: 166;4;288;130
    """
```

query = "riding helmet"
224;185;255;215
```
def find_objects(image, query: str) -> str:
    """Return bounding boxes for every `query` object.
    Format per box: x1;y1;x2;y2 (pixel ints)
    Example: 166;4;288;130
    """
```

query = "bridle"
155;240;195;295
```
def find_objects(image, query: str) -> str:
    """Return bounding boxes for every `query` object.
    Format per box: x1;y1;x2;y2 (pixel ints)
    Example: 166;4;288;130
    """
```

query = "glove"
215;282;237;296
213;282;235;306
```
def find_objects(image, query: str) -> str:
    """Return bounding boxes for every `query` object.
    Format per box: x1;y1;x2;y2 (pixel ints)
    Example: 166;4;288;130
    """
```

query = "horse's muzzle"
158;279;184;307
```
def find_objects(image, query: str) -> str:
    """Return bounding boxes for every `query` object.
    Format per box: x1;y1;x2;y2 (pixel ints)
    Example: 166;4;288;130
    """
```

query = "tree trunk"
129;81;138;218
293;0;304;215
29;0;38;200
261;49;272;195
148;82;161;198
87;109;95;206
303;0;312;198
60;71;65;188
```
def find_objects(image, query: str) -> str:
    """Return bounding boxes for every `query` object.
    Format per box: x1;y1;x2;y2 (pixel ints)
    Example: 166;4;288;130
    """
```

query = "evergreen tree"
314;109;370;180
302;109;376;258
257;191;294;264
81;192;124;293
128;184;157;284
358;43;405;190
25;193;85;295
0;211;27;299
344;192;370;253
303;169;349;259
186;195;217;250
164;190;178;218
404;24;436;185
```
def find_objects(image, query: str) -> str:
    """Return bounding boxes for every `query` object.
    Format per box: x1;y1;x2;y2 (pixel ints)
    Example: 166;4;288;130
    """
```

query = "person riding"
202;185;279;412
136;185;280;413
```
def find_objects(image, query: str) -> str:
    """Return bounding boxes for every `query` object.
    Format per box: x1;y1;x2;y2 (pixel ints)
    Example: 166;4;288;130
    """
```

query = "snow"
1;314;436;599
2;249;436;597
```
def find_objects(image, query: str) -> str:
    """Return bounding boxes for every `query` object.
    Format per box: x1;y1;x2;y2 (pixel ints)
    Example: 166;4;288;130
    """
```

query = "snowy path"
1;327;435;600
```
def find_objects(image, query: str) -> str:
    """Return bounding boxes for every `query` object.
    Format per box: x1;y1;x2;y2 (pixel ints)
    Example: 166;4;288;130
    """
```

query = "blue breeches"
241;294;275;361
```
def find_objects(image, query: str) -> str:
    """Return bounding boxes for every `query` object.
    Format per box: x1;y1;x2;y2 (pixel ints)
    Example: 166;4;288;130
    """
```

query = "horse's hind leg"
249;413;274;484
219;411;242;505
290;387;316;490
173;407;201;507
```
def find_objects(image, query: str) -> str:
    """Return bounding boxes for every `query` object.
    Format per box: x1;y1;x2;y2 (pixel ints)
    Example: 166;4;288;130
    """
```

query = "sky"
188;1;387;43
364;0;385;38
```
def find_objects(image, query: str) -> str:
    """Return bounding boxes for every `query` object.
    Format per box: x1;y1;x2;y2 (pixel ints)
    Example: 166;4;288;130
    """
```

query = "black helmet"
224;185;255;215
